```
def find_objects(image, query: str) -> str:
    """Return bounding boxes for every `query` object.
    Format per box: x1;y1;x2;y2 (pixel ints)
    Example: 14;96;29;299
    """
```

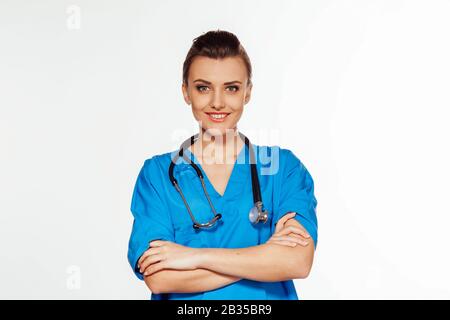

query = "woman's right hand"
266;212;311;247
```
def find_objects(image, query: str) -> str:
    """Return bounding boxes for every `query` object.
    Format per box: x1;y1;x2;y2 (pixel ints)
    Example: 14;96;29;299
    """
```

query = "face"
182;56;252;138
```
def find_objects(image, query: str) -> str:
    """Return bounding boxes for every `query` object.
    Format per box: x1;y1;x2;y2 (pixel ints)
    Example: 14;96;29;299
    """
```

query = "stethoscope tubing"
168;132;266;229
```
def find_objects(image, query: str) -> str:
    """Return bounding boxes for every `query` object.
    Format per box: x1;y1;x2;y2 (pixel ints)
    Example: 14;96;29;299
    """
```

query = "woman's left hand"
138;240;201;276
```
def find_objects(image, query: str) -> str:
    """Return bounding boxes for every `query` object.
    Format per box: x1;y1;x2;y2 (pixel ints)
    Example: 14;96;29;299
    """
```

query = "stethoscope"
168;132;269;229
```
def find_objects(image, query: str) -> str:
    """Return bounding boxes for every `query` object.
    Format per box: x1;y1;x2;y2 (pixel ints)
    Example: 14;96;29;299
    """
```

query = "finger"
284;225;310;238
271;240;297;247
271;235;309;246
267;237;296;246
272;233;306;240
275;226;310;239
275;212;296;233
138;247;161;267
144;262;166;276
273;230;303;239
276;212;296;228
138;248;158;267
149;240;165;247
286;233;302;238
267;239;297;247
139;253;164;274
275;212;295;232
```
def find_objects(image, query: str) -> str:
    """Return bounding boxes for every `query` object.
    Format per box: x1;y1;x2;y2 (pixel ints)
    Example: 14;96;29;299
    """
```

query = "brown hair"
182;29;252;87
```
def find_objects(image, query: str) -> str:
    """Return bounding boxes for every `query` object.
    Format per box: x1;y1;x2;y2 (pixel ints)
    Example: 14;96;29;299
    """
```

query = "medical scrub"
127;144;318;300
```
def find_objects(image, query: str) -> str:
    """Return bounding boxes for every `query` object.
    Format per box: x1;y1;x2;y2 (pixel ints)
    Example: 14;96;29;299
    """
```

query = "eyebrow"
193;79;242;85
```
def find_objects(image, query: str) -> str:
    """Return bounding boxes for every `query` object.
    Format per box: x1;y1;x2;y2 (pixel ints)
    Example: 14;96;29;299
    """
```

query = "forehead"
189;56;247;83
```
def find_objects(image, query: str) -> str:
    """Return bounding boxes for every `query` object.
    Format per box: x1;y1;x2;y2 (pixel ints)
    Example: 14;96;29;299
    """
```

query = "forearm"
197;243;303;282
145;268;241;294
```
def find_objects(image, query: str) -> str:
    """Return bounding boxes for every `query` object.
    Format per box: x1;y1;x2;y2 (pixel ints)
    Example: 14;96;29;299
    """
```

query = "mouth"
205;112;230;123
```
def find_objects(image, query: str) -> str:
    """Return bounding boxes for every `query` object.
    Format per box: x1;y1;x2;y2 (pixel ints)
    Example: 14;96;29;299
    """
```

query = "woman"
127;30;318;300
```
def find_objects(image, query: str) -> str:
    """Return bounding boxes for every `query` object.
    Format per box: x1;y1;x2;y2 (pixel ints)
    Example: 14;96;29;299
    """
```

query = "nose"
210;89;225;110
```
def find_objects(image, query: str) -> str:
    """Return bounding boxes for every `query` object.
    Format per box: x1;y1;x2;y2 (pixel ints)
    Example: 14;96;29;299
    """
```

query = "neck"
191;127;244;165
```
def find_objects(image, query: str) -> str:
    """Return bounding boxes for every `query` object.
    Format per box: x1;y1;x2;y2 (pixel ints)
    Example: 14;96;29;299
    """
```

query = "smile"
205;112;230;123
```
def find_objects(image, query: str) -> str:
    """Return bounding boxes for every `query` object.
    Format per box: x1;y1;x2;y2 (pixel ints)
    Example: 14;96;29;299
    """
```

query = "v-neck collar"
181;143;251;200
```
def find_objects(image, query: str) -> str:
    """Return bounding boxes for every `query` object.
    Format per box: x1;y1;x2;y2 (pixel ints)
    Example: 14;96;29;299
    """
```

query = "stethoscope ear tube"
169;134;205;186
242;133;263;205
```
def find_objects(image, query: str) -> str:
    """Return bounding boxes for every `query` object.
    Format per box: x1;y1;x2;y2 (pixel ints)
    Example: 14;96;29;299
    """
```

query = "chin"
201;125;236;137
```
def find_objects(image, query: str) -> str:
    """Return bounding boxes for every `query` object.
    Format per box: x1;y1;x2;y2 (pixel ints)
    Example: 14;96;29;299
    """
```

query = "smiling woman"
127;29;318;300
181;33;252;138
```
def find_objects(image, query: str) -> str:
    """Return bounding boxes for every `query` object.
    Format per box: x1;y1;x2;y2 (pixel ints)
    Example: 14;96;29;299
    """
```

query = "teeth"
209;114;227;119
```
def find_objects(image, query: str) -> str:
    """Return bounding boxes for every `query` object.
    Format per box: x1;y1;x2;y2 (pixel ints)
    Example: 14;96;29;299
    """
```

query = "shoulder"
138;149;178;183
142;148;178;169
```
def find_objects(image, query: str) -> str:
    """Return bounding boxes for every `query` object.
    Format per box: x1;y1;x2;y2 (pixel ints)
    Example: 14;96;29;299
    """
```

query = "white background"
1;0;450;299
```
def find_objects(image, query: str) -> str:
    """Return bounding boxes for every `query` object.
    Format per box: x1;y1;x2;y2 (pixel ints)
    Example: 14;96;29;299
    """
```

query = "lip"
205;112;230;123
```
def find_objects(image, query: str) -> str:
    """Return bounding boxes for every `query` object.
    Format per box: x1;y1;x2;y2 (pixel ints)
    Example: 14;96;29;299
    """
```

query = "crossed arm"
138;214;315;294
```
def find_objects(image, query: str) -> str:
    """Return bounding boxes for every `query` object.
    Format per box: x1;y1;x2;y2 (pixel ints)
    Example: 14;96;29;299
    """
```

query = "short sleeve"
274;149;318;250
127;158;175;280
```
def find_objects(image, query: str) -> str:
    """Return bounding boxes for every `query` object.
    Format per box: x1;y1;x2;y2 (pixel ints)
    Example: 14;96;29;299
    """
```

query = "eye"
226;86;239;92
196;85;209;92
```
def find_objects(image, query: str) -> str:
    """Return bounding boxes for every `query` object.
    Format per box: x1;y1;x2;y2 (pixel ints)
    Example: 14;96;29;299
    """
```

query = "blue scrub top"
127;143;318;300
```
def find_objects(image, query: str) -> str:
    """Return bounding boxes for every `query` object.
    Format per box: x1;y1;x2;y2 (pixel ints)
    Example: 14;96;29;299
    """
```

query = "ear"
244;83;253;105
181;82;191;105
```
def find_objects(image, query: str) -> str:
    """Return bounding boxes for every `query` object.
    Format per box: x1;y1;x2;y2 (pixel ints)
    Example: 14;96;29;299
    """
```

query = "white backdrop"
1;0;449;299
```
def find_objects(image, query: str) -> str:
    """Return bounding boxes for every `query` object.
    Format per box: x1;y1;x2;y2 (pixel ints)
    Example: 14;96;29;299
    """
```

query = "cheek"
191;91;210;104
191;109;204;121
191;107;215;124
230;103;244;115
225;93;244;105
230;109;243;123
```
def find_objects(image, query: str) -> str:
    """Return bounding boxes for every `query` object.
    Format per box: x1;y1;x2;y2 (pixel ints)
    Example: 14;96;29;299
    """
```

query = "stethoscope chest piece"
248;201;268;224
